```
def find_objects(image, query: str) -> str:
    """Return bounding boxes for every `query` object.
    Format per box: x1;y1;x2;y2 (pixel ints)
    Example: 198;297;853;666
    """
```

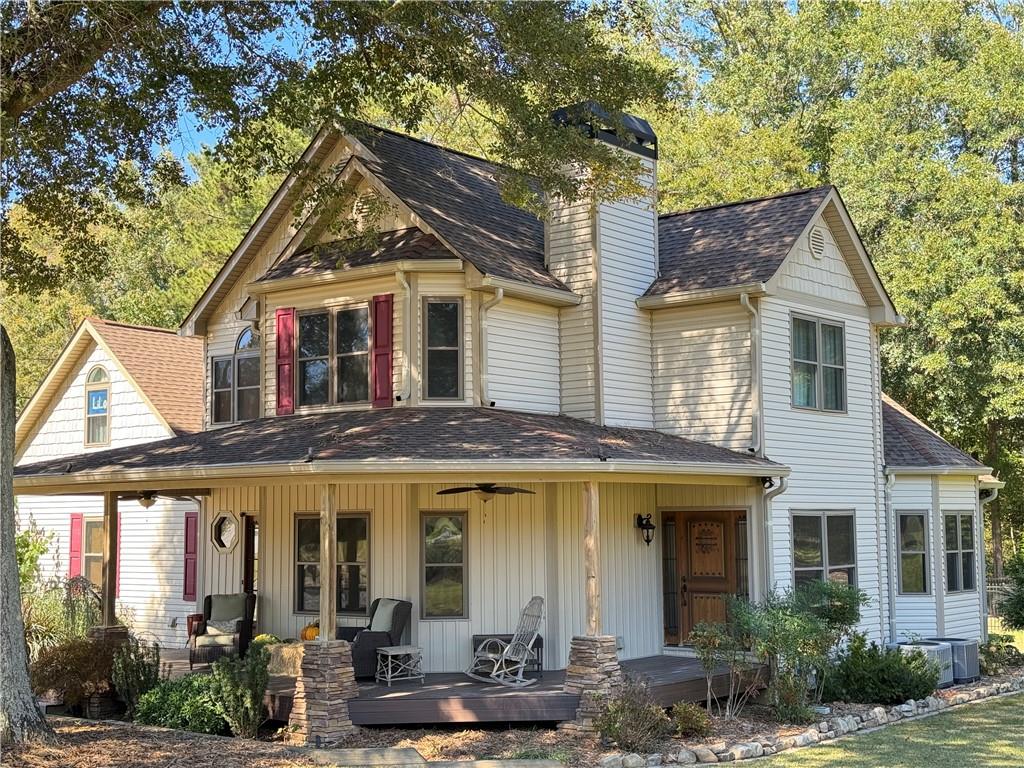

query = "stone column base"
285;640;359;746
87;624;131;646
559;635;623;732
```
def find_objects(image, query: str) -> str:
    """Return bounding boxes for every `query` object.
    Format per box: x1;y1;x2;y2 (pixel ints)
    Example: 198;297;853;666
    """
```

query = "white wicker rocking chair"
465;596;544;688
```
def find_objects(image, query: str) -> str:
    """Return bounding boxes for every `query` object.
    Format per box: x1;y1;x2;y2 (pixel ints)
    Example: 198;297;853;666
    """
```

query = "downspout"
979;486;1001;641
884;471;897;644
394;271;412;402
740;293;762;456
762;476;788;593
477;287;504;407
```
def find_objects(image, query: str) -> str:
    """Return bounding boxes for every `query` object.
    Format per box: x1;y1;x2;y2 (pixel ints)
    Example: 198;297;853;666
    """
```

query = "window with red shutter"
68;513;83;577
276;308;296;415
183;511;198;601
372;294;394;407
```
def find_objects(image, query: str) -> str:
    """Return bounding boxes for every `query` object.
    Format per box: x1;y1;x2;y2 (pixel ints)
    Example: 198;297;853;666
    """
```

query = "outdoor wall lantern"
635;513;656;546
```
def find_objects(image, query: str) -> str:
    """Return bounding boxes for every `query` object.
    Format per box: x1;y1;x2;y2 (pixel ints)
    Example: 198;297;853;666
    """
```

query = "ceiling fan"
436;483;536;503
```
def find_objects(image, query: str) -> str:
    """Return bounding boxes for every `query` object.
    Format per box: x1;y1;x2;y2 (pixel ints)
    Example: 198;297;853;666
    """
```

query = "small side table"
376;645;424;686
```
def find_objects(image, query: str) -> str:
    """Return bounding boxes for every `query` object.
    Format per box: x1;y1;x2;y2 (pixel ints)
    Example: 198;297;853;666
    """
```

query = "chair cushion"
196;633;236;648
209;593;247;622
206;619;240;636
369;598;400;632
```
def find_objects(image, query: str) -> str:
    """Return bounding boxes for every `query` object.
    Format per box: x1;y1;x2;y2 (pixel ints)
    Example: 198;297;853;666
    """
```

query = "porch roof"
14;407;785;490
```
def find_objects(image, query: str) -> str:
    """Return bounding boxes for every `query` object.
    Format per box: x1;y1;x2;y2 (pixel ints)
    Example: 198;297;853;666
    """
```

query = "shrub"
15;520;52;592
251;633;281;648
767;672;815;724
1000;555;1024;631
670;701;711;737
136;675;227;734
112;636;161;718
210;645;270;738
690;605;764;720
595;677;672;753
22;577;102;662
823;633;940;705
30;636;118;708
980;633;1024;676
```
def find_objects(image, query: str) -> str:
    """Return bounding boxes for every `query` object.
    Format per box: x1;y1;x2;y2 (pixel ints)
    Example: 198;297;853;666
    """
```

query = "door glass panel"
662;517;678;640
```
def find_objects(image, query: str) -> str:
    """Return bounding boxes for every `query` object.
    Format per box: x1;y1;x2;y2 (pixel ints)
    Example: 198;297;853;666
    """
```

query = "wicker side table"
375;645;425;686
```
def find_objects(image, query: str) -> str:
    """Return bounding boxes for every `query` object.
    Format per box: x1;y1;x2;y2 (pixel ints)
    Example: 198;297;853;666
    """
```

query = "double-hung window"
792;315;846;411
294;514;369;614
898;512;929;594
82;517;104;587
944;512;976;592
84;366;111;446
423;298;463;400
212;328;261;423
792;512;857;586
422;513;466;617
296;306;371;408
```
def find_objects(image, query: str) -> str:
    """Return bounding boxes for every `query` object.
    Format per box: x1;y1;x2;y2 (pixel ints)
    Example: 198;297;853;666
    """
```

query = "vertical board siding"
891;475;939;639
487;298;560;413
652;302;753;450
939;476;984;639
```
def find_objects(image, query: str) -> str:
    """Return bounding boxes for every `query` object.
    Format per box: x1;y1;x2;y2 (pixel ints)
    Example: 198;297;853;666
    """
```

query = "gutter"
636;282;767;310
478;276;580;307
762;476;789;590
884;465;994;476
394;270;412;402
739;293;762;456
884;471;897;644
246;259;462;296
979;484;1002;641
477;288;504;407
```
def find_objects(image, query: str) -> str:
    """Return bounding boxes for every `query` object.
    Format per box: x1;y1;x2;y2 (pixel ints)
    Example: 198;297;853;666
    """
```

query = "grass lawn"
989;618;1024;651
757;695;1023;768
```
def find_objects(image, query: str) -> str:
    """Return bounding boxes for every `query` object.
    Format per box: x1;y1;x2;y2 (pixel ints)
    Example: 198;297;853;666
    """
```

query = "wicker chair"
188;592;256;669
336;597;412;678
465;596;544;688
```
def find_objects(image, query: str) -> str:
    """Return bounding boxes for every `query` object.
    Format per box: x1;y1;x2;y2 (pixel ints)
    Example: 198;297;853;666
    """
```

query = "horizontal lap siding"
940;477;983;639
487;298;559;413
891;475;939;639
652;302;752;451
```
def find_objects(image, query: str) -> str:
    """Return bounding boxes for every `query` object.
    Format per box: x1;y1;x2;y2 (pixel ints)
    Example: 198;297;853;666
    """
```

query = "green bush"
980;633;1024;676
112;637;161;718
30;636;118;708
251;633;281;649
595;677;673;753
136;674;228;734
823;633;940;705
1000;555;1024;631
210;645;270;738
22;577;102;662
767;672;815;724
670;701;711;737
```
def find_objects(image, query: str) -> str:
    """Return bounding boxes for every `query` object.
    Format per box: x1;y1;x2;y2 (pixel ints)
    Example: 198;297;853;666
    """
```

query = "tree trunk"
0;324;55;745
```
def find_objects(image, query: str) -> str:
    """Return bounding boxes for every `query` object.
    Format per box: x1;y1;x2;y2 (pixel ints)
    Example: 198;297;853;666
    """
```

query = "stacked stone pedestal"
87;624;131;645
286;640;359;746
560;635;623;731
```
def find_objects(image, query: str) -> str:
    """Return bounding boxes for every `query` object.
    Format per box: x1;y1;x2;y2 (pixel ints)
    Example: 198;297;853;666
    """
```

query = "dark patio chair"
189;592;256;669
336;597;412;678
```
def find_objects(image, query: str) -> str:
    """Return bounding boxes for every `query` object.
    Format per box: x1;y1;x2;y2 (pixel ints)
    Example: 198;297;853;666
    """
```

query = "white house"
14;318;204;647
13;109;998;721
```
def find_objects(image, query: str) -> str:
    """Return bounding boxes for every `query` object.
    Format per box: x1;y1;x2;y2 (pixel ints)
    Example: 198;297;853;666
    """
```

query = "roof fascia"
885;465;992;476
473;274;581;307
247;259;464;296
636;282;767;309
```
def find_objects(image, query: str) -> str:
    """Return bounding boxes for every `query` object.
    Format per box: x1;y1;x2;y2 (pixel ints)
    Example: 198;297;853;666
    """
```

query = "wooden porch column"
583;480;600;636
319;484;337;641
101;491;118;626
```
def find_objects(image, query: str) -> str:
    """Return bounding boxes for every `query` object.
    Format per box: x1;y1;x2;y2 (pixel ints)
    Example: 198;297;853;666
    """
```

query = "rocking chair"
465;595;544;688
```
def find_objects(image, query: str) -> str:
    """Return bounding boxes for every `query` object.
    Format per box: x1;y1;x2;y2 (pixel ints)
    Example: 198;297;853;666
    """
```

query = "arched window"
212;328;261;424
84;366;111;446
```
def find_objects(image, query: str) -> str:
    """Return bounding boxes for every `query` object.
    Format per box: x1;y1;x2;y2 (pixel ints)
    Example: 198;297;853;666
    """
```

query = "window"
898;512;928;594
423;298;462;400
792;512;856;586
211;512;238;553
945;512;976;592
82;518;104;587
792;316;846;411
294;514;369;614
422;513;466;617
212;328;261;424
295;306;372;408
84;366;110;445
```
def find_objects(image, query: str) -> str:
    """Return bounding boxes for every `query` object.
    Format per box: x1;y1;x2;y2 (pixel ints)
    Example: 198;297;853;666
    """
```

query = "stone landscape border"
597;673;1024;765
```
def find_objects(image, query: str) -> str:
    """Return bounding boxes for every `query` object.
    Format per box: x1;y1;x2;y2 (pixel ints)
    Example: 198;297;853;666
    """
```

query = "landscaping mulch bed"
6;717;316;768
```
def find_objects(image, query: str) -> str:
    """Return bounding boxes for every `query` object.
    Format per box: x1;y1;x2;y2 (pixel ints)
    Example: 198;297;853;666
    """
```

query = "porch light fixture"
138;492;157;509
635;513;656;546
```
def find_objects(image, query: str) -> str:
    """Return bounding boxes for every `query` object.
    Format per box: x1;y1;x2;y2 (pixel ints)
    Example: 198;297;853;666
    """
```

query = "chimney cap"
551;102;657;157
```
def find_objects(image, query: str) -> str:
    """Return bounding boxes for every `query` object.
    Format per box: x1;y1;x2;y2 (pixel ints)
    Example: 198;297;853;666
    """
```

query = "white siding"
939;476;984;639
778;218;866;307
413;273;475;406
891;475;939;639
487;298;560;413
652;301;753;451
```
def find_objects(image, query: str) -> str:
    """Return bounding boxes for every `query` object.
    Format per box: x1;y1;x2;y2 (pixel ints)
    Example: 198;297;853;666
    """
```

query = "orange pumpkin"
301;623;319;641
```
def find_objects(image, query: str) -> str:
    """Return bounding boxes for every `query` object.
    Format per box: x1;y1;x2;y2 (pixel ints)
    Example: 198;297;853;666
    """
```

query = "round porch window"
212;512;239;553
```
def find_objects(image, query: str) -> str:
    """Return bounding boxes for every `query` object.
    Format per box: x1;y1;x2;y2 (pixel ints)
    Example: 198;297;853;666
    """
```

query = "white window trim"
944;510;977;593
896;510;930;596
82;515;104;587
83;366;111;447
790;313;847;413
294;302;373;411
791;510;858;586
421;297;464;401
293;512;371;616
421;511;468;620
211;329;261;424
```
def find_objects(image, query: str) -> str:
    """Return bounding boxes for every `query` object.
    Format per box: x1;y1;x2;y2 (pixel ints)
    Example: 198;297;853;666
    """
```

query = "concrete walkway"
308;748;562;768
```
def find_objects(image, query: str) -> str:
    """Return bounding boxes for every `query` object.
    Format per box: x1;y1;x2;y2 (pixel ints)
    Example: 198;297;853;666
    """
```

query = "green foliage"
594;676;673;753
21;577;103;663
823;633;940;705
135;674;228;735
670;701;711;738
690;601;765;720
111;637;161;719
30;636;118;708
979;633;1024;676
14;517;51;592
999;555;1024;631
251;633;281;648
209;646;270;738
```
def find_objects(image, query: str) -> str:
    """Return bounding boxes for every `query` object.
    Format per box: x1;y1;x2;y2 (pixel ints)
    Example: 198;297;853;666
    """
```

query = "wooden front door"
662;510;741;644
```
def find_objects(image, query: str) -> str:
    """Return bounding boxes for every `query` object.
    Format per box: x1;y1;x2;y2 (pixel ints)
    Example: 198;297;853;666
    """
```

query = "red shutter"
183;510;198;601
68;513;83;577
372;293;394;408
115;510;122;597
275;307;296;415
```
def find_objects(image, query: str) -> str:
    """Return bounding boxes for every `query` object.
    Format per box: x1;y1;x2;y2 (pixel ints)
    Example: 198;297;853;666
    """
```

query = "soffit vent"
808;228;826;260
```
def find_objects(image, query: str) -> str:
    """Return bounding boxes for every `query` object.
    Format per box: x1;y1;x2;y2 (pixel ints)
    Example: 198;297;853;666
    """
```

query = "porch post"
100;491;118;627
583;480;601;636
319;483;337;640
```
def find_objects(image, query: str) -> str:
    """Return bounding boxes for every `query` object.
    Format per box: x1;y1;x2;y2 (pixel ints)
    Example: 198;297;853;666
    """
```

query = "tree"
0;325;54;745
2;0;672;292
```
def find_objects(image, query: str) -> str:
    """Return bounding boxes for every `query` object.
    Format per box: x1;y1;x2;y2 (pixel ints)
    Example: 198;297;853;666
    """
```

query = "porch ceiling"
14;407;787;493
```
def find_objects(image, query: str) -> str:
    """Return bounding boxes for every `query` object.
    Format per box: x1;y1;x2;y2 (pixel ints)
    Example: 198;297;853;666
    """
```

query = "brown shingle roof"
882;394;984;470
645;186;833;297
14;407;783;478
259;227;456;283
90;319;204;435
